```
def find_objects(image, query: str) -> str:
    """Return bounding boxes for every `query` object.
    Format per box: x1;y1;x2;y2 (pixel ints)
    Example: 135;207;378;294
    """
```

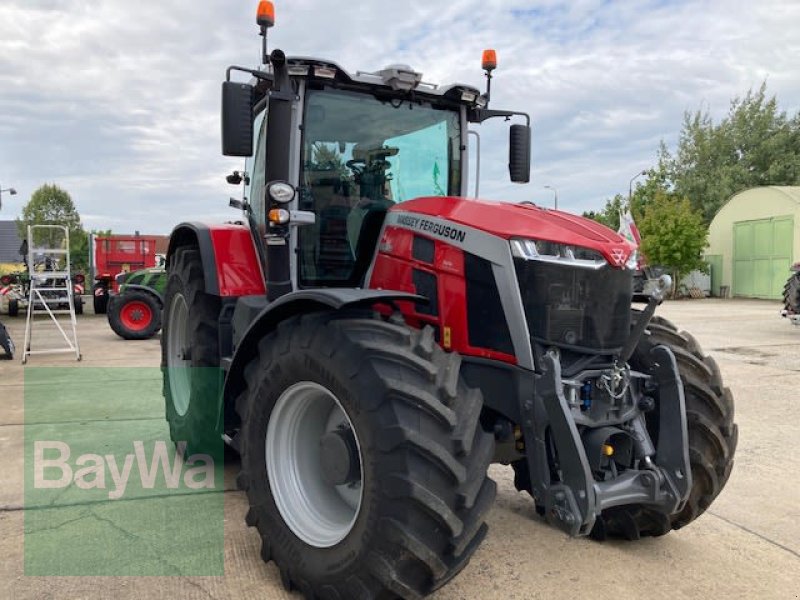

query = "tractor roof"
283;56;483;105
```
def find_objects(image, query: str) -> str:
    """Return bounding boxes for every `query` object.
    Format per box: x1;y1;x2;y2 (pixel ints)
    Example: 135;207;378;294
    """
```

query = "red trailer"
91;235;158;314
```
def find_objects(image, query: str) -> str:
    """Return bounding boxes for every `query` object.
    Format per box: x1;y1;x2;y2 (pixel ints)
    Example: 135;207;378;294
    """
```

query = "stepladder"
22;225;81;363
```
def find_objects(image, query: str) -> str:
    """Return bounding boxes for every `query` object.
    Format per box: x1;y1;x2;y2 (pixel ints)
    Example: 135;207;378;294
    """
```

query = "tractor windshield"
298;88;462;286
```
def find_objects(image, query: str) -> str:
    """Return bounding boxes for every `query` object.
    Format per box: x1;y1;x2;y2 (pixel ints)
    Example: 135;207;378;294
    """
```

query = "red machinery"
91;235;158;314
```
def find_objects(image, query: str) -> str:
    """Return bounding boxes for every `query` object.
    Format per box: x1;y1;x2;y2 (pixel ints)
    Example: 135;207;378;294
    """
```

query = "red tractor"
161;4;737;598
91;234;159;314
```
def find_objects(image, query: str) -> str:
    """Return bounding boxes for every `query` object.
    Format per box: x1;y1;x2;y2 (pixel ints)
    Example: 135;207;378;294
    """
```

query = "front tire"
161;246;221;454
109;290;161;340
8;299;18;317
237;313;496;599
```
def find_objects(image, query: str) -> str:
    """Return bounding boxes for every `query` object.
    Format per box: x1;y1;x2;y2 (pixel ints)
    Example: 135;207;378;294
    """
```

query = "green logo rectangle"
24;367;224;576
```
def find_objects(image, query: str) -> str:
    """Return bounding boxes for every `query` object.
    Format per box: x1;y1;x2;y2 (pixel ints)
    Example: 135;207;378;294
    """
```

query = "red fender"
168;223;265;297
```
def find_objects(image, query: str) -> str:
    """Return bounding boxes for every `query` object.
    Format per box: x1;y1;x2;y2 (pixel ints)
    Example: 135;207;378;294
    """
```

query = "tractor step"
222;431;241;453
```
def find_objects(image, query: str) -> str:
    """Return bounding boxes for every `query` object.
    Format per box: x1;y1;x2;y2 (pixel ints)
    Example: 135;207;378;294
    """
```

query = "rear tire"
598;313;738;539
783;272;800;315
237;313;496;599
161;246;221;455
74;295;84;315
109;290;161;340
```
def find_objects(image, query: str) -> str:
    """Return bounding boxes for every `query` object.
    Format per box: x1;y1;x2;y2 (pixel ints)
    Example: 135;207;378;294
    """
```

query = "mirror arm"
469;108;530;127
225;65;274;83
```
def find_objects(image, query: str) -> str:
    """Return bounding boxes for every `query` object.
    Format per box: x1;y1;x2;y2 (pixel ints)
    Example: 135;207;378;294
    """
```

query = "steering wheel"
346;158;367;177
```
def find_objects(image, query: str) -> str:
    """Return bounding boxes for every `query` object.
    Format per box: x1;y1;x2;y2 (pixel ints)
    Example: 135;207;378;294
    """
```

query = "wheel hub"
121;300;153;331
320;428;360;486
266;381;364;548
166;293;191;416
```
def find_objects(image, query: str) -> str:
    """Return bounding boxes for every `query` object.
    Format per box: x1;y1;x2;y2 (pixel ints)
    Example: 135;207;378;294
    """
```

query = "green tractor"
107;267;166;340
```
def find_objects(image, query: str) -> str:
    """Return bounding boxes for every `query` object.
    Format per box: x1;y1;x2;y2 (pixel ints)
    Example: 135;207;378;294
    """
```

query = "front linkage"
520;277;691;536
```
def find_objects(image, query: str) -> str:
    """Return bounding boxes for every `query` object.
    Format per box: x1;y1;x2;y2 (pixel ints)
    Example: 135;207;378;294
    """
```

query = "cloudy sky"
1;0;798;234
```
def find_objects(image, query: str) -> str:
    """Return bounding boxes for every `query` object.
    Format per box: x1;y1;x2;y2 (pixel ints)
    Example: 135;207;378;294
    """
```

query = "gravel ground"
0;297;798;599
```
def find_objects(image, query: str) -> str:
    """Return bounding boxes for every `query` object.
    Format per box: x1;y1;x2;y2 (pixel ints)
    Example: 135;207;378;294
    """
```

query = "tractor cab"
222;30;531;300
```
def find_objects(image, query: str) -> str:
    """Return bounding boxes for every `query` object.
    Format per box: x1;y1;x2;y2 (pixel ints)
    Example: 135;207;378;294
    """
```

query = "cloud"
0;0;798;232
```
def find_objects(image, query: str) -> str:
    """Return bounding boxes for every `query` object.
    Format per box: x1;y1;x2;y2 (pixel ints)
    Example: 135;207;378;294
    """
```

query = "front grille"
514;258;632;353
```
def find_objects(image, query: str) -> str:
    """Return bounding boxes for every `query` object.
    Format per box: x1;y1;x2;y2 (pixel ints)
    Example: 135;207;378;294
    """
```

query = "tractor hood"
394;196;636;268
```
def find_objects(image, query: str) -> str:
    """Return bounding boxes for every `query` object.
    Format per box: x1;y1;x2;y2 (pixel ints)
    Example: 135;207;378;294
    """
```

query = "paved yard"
0;298;798;599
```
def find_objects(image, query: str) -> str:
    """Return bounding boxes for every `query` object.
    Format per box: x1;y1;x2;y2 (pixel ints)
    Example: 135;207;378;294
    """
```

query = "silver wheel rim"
167;293;191;416
266;381;364;548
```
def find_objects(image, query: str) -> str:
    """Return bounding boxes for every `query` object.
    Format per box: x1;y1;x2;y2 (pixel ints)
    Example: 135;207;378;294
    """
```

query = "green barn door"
733;216;793;299
707;254;723;297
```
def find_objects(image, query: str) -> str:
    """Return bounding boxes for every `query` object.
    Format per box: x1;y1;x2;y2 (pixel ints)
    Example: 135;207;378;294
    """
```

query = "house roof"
0;221;23;263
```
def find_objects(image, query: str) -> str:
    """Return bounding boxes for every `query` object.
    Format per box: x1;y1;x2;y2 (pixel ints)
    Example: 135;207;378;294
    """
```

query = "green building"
706;186;800;299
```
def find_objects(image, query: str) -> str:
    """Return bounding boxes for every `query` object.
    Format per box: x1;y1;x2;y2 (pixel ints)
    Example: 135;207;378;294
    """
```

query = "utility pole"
628;170;647;206
544;185;558;210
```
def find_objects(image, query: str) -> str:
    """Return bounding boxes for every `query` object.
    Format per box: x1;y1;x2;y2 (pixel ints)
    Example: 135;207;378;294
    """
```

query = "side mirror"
226;170;250;186
221;81;255;157
509;124;531;183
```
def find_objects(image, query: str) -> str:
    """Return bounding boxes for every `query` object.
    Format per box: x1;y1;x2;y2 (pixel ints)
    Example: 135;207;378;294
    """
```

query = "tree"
586;83;800;229
638;192;708;296
584;159;672;230
311;143;347;174
71;229;112;276
666;82;800;222
583;194;625;230
17;184;89;274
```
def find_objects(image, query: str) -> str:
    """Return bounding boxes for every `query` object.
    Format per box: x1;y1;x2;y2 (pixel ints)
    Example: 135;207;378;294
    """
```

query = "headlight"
510;238;608;269
267;181;296;204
